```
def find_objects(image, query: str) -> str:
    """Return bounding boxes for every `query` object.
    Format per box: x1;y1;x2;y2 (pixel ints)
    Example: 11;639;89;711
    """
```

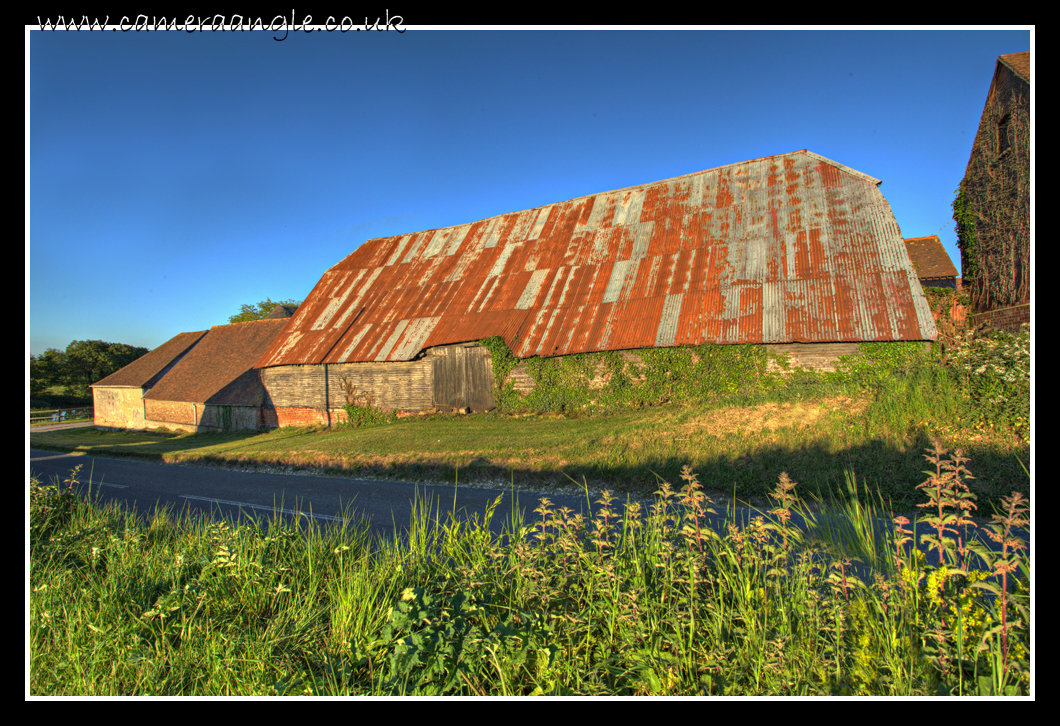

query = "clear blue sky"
28;26;1032;356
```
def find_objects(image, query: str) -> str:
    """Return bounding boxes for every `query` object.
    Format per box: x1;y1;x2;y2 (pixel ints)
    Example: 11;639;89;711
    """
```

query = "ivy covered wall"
478;336;930;414
957;57;1030;314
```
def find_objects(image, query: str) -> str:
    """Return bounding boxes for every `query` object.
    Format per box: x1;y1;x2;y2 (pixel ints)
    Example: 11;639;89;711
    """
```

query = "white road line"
180;495;344;522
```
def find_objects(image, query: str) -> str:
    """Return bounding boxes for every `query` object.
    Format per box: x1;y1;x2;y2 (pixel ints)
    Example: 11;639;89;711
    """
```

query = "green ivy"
827;342;931;393
480;339;789;415
478;336;522;412
952;181;978;282
478;330;1027;439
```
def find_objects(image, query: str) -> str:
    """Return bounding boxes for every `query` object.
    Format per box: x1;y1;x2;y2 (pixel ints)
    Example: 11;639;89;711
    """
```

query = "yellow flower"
927;565;949;607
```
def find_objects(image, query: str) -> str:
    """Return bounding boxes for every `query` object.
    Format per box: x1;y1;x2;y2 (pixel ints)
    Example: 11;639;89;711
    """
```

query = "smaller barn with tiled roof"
92;306;296;432
904;236;960;290
92;330;207;430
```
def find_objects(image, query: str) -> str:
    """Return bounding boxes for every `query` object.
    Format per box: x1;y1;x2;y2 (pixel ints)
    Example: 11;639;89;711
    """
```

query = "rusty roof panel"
256;150;936;368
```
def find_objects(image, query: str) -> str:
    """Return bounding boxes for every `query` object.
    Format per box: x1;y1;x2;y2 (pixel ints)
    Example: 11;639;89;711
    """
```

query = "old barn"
254;149;937;426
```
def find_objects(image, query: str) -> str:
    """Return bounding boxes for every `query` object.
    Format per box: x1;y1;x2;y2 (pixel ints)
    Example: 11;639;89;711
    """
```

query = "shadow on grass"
29;425;273;462
31;421;1029;522
308;428;1029;522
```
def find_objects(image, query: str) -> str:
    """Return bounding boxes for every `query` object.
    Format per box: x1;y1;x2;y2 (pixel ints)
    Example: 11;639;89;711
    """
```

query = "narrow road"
29;447;1030;586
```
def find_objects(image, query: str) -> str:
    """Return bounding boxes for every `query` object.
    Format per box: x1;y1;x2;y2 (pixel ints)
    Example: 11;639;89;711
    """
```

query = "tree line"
30;340;149;401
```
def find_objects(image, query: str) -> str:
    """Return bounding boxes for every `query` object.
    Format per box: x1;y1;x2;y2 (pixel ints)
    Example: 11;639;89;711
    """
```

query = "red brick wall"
969;304;1030;334
262;405;426;429
266;406;328;427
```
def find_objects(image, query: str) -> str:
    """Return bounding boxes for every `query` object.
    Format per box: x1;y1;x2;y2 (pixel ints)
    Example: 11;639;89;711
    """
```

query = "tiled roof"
263;304;298;319
91;331;207;388
999;51;1030;83
257;149;937;368
144;319;289;405
904;236;959;280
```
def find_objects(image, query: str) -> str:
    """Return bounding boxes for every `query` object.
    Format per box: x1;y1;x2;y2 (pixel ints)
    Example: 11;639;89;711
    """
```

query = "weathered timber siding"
93;387;146;429
261;365;329;409
328;359;434;411
431;344;495;412
765;342;864;373
260;358;436;426
258;344;501;426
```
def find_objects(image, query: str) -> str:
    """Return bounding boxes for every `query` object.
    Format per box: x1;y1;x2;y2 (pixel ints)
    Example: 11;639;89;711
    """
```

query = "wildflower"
928;565;949;607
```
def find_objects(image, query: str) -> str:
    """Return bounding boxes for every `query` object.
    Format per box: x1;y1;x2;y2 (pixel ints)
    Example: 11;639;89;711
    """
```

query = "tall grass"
30;451;1030;696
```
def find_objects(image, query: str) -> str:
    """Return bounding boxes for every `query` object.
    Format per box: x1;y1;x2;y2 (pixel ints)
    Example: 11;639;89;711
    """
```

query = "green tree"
228;298;302;324
30;348;65;399
61;340;149;399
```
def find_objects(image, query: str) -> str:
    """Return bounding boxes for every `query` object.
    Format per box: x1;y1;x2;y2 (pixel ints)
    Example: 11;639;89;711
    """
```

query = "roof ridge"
211;318;289;330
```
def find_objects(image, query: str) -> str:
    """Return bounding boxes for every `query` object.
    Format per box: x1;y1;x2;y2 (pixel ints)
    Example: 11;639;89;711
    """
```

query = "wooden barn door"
432;345;495;412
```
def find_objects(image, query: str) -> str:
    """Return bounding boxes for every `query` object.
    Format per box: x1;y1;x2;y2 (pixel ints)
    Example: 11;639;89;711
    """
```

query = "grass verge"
30;452;1029;696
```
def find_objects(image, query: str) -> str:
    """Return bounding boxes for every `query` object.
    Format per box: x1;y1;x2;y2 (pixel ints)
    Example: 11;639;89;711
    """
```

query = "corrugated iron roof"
257;149;937;367
146;319;289;405
904;236;959;280
91;330;208;388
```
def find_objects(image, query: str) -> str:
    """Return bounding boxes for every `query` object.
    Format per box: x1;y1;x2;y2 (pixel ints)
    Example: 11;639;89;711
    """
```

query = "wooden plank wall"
260;365;328;408
327;360;434;411
260;359;435;414
765;342;863;373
